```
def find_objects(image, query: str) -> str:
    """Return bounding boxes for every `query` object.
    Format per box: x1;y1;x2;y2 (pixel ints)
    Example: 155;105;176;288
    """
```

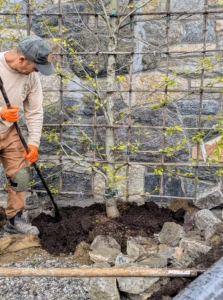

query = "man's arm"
23;73;43;148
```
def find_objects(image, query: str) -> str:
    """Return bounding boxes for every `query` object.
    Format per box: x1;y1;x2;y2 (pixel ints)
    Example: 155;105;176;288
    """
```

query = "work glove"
0;105;19;122
22;144;38;163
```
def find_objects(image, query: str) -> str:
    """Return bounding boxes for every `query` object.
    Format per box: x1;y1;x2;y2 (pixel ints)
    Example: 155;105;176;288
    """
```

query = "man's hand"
22;144;38;163
0;105;19;122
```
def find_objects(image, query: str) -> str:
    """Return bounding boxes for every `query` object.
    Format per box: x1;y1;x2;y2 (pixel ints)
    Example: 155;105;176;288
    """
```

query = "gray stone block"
177;100;219;115
170;0;205;11
32;165;60;191
195;209;221;230
32;3;84;38
182;116;198;139
158;222;185;246
143;21;183;47
145;174;182;202
195;184;223;209
183;21;215;43
182;178;214;199
62;171;91;193
178;166;219;183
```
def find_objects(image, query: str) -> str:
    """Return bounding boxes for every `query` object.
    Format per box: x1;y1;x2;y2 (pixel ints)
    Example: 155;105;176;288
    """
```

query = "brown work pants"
0;125;29;219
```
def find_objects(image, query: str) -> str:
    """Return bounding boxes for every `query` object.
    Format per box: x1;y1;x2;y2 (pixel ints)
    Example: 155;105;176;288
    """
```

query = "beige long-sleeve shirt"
0;51;43;147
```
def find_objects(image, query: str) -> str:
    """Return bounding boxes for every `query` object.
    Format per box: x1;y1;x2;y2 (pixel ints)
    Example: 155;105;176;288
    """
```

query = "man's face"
17;56;39;75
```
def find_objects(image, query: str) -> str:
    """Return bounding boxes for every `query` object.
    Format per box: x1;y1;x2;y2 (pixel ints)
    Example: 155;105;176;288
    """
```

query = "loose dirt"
2;200;222;299
32;201;185;256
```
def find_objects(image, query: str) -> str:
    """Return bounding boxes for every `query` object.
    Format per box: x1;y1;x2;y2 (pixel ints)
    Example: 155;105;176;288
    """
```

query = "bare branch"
118;0;153;28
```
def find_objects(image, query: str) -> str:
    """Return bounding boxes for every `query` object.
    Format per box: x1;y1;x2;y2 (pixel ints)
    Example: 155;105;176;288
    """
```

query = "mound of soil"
32;201;185;256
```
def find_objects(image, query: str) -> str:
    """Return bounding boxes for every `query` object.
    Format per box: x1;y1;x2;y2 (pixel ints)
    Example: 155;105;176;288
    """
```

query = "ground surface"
1;201;223;299
32;201;185;255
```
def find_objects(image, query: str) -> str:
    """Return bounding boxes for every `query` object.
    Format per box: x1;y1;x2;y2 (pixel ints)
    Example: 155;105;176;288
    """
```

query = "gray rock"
142;51;162;71
183;21;215;43
158;222;185;246
88;276;120;300
145;174;183;203
132;105;180;127
211;208;223;221
90;235;121;251
115;253;134;266
117;264;159;294
166;0;205;11
178;166;219;183
176;250;194;268
126;237;158;260
32;3;84;38
177;100;219;115
185;230;203;241
205;222;223;241
67;34;131;77
25;192;39;210
195;184;223;209
138;257;167;268
157;244;175;261
195;209;221;231
62;170;91;193
143;21;183;47
168;177;213;200
89;247;121;265
32;164;60;191
182;116;198;139
217;32;223;48
179;238;211;254
123;278;170;300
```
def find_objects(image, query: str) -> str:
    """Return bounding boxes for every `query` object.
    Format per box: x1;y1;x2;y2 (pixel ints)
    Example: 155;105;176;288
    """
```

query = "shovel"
0;76;62;222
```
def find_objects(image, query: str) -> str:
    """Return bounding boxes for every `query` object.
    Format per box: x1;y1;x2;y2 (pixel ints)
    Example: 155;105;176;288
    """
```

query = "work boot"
3;212;39;235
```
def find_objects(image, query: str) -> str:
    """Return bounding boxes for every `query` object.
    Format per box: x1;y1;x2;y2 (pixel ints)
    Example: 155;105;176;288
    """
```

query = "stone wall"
0;0;223;208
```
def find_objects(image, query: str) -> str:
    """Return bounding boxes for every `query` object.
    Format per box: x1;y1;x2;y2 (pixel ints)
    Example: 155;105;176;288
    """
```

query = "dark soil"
32;201;185;256
32;201;223;299
147;241;223;300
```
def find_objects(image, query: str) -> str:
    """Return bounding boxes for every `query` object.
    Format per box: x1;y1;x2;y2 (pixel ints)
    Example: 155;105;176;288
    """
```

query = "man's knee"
8;167;31;192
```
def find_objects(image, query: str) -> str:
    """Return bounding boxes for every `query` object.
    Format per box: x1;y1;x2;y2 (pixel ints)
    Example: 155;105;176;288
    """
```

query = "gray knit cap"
18;35;55;76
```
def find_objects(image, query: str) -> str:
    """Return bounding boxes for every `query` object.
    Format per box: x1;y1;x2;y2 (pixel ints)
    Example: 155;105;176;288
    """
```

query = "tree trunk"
105;0;120;218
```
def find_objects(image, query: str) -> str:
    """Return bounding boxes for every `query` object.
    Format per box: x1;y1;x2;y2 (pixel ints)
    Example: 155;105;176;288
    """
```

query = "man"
0;35;55;235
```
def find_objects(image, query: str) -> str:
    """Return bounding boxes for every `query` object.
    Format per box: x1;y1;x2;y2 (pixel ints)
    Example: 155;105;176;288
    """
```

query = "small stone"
205;222;223;241
179;238;211;254
158;222;185;247
90;235;121;251
138;257;167;268
127;237;158;260
157;244;175;261
185;230;203;241
195;209;221;231
210;235;222;247
88;277;120;300
117;264;159;294
89;247;121;265
115;253;134;266
174;247;184;261
216;20;223;31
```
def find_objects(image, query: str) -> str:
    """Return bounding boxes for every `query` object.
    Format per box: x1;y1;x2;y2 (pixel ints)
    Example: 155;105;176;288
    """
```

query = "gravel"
0;259;90;300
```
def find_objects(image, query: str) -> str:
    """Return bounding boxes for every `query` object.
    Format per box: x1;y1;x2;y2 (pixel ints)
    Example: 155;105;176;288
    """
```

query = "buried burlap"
0;233;40;254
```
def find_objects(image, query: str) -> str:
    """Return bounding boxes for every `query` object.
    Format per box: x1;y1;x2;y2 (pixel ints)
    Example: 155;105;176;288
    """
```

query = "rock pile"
84;208;223;300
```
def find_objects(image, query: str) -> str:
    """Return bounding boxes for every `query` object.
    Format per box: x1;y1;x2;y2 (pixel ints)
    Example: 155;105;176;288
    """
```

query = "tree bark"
105;0;120;218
